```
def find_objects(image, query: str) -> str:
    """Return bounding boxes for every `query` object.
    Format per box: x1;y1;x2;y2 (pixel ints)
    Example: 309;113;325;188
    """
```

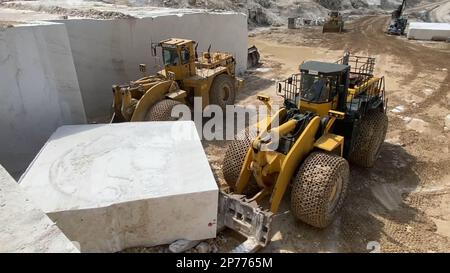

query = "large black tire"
291;152;350;228
348;109;388;168
210;74;236;111
145;99;182;121
223;128;257;191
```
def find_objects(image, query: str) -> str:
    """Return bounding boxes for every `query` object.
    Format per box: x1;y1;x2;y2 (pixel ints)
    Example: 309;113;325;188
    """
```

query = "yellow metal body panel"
269;116;321;213
160;38;193;46
347;77;381;99
328;110;345;119
314;133;344;156
300;101;332;116
299;95;339;117
166;90;188;101
235;148;254;193
235;108;287;194
130;80;174;121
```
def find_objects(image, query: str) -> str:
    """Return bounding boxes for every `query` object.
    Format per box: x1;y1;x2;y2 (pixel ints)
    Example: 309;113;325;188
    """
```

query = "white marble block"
0;165;79;253
407;22;450;41
19;121;218;252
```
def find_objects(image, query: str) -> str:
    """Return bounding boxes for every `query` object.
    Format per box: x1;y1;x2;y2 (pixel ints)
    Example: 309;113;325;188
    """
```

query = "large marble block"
0;165;79;253
19;121;218;252
407;22;450;41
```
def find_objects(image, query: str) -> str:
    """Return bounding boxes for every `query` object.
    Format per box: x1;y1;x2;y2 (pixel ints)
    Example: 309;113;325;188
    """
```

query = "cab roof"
300;61;349;75
160;38;194;46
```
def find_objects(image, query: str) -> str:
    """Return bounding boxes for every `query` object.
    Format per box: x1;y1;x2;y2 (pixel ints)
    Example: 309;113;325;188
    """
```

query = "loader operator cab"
295;61;350;116
300;74;333;103
155;38;197;81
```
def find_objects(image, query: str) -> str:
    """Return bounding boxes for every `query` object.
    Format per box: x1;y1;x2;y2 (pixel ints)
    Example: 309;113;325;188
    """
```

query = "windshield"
300;74;332;103
163;48;179;66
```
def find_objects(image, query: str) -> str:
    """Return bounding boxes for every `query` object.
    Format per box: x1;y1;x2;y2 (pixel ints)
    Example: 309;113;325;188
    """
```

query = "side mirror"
277;83;282;94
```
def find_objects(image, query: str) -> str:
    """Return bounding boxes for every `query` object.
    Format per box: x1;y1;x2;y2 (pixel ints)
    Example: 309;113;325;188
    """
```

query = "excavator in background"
220;52;388;252
322;11;344;33
110;38;243;123
387;0;408;35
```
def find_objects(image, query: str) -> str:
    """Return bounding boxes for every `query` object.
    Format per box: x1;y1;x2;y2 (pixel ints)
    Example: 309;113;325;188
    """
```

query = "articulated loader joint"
218;191;273;253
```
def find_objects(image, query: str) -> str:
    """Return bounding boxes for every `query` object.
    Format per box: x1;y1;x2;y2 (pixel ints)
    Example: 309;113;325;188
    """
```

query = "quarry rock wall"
60;12;247;120
0;11;247;176
0;23;86;177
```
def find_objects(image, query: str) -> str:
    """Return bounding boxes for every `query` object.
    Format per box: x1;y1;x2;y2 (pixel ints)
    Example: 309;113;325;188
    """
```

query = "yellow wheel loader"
219;52;388;252
111;38;243;122
322;11;344;33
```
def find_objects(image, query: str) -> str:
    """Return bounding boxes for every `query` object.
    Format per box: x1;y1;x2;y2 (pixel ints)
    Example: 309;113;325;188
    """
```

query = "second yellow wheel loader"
111;38;243;123
219;52;388;252
322;11;344;33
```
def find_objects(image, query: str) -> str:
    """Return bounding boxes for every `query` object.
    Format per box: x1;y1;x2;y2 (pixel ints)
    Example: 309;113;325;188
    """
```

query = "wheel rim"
328;174;343;213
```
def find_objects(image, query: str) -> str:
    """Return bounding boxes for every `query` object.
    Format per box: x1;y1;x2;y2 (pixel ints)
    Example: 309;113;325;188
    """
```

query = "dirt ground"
199;15;450;253
129;15;450;254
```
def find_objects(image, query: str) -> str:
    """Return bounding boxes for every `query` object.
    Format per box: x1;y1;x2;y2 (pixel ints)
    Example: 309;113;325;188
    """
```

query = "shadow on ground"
260;142;449;253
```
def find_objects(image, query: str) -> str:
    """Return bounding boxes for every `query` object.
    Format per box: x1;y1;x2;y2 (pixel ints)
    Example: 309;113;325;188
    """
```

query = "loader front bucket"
322;22;343;33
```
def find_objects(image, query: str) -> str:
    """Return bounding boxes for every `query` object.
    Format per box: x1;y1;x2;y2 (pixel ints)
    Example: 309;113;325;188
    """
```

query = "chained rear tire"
223;128;257;191
210;74;236;111
348;109;388;168
291;152;349;228
145;99;182;121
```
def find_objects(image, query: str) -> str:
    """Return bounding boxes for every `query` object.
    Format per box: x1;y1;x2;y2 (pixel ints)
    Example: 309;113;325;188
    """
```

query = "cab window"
163;48;179;66
180;48;190;64
300;74;332;103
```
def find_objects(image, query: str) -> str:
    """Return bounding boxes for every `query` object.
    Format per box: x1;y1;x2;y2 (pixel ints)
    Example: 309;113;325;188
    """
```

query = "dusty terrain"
210;15;450;253
128;14;450;253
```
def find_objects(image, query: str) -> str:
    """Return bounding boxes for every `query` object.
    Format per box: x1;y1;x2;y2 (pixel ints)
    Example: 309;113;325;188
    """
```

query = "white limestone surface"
19;121;218;252
0;22;86;177
0;165;79;253
407;22;450;41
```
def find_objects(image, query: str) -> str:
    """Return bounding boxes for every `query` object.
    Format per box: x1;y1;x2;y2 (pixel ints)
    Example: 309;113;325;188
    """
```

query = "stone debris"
391;105;405;113
169;239;201;253
405;117;429;133
195;242;211;253
423;88;434;96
